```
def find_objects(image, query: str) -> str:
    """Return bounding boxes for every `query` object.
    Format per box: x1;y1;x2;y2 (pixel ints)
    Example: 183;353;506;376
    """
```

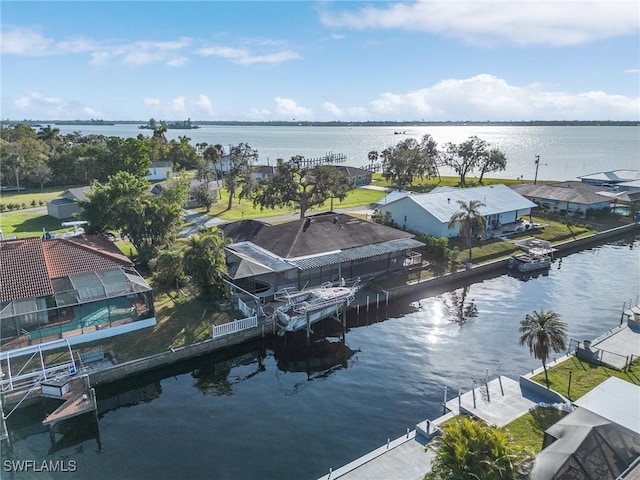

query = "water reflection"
1;236;638;480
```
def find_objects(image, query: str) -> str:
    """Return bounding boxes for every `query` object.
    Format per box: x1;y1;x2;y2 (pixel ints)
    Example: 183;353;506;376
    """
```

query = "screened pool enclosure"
1;266;154;351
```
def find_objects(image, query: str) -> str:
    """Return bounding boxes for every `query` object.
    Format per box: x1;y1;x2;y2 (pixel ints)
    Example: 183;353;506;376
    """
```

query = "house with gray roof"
578;169;640;187
376;184;536;238
511;181;612;218
222;213;424;298
145;160;173;181
530;378;640;480
46;186;91;220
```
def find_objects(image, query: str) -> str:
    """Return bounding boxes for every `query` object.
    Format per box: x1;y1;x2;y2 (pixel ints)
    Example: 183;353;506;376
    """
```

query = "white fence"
212;316;258;339
237;298;257;318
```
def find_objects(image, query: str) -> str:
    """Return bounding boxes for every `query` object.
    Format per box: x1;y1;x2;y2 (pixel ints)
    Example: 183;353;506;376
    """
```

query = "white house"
377;184;536;238
146;160;173;181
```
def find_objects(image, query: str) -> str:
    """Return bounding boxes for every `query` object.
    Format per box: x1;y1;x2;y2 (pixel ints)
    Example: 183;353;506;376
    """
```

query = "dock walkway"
42;377;96;427
319;318;640;480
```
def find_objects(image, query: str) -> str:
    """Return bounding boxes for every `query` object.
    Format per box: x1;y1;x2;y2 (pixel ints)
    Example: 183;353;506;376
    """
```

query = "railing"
237;298;257;318
212;316;258;339
0;362;76;394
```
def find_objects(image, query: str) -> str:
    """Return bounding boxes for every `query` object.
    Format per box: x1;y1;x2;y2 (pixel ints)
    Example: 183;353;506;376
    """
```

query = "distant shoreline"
4;120;639;127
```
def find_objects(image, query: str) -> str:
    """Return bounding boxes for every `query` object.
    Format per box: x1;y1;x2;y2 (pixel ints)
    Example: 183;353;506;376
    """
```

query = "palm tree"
425;416;532;480
37;124;60;154
448;200;486;265
519;309;568;386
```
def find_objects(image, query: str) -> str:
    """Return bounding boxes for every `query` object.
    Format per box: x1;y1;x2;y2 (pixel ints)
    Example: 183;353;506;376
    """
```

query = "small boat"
507;251;552;273
274;280;360;334
42;221;87;240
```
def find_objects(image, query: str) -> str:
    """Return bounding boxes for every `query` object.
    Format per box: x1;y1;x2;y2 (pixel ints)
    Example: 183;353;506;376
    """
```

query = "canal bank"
2;234;638;480
317;310;640;480
1;223;637;411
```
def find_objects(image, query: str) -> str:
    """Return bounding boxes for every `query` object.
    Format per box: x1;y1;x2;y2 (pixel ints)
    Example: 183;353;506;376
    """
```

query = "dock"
42;376;97;427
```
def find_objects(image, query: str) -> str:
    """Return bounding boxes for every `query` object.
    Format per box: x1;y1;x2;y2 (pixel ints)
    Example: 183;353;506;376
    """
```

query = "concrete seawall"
89;322;272;387
379;222;639;302
87;222;639;389
7;222;633;405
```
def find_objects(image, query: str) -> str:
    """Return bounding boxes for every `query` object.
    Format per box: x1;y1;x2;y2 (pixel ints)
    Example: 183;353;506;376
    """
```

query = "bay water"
3;235;639;479
53;124;640;183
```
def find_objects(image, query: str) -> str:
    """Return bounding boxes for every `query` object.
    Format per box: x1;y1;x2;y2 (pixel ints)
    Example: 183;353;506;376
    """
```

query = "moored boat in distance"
274;279;360;334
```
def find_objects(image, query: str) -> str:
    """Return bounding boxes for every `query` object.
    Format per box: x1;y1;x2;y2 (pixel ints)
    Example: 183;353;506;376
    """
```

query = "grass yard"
530;355;640;401
505;407;569;453
0;210;68;238
0;186;67;205
202;186;385;221
371;173;536;191
97;288;238;363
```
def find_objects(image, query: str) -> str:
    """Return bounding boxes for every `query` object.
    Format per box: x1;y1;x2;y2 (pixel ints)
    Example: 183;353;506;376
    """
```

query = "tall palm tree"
519;309;568;386
37;124;60;154
448;200;486;264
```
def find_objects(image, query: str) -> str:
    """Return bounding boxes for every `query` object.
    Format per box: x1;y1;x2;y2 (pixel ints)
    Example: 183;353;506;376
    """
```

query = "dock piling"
472;380;477;409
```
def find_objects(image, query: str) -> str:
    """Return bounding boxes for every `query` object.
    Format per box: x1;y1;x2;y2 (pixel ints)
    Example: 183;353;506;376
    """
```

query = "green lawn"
530;355;640;401
0;210;68;238
371;173;537;191
0;186;67;205
198;186;385;221
505;407;569;453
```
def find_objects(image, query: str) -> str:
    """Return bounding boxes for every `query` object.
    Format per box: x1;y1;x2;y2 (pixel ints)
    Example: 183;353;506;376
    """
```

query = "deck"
42;377;96;427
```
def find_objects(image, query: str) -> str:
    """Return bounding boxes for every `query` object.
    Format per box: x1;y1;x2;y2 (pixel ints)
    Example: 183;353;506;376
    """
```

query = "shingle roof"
335;165;371;176
385;184;536;223
221;219;270;244
511;182;611;205
0;238;53;301
0;236;133;302
248;213;416;259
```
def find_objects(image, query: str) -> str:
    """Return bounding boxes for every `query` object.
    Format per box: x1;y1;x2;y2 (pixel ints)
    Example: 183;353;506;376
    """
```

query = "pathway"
318;319;640;480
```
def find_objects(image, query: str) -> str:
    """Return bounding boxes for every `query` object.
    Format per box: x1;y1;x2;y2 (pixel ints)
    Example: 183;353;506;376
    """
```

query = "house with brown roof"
222;213;424;298
0;235;155;356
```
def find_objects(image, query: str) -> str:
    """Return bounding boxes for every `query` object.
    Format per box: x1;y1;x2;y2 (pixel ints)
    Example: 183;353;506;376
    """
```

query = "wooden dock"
42;376;96;427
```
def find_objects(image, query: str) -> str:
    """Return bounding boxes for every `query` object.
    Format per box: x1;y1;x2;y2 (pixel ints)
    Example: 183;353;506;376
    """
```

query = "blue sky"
1;1;639;121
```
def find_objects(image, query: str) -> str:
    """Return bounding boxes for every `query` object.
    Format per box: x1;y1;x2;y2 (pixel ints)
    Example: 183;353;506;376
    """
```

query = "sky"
1;0;639;122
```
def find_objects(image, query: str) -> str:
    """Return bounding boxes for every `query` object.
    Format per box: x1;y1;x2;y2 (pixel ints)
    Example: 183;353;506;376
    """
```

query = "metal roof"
387;184;536;223
226;242;294;273
289;238;424;270
578;170;640;183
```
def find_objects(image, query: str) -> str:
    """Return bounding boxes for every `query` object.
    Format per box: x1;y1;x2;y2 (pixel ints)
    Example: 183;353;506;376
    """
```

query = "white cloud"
319;1;639;46
246;108;272;120
11;91;102;119
1;25;96;56
625;68;640;74
196;44;300;65
362;74;640;120
141;94;218;118
274;97;313;119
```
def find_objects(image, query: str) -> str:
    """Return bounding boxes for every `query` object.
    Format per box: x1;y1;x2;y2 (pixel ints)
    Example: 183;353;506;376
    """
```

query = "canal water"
2;235;639;480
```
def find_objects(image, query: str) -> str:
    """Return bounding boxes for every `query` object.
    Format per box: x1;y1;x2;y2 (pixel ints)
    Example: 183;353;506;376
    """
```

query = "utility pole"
534;155;540;185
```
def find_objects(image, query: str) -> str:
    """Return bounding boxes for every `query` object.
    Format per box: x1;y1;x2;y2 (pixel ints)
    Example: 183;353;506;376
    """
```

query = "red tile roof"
0;237;53;301
43;236;132;279
0;235;133;302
